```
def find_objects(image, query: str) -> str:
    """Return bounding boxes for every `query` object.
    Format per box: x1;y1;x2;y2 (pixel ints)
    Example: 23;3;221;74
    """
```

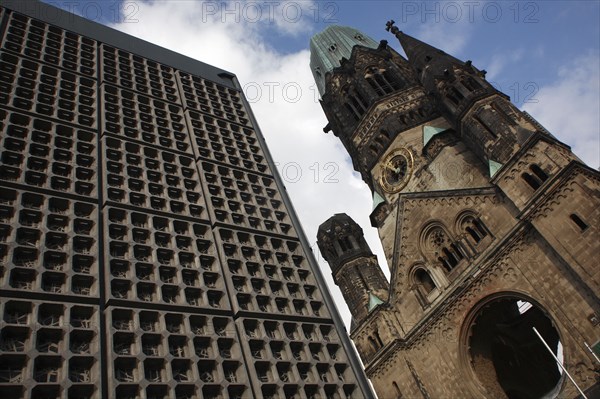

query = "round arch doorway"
466;295;563;398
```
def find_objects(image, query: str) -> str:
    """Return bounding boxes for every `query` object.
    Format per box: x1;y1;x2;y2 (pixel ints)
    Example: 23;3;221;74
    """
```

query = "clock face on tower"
379;147;414;193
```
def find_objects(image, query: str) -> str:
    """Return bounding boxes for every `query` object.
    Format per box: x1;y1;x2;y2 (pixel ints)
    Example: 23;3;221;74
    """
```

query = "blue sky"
46;0;600;150
44;1;600;85
42;0;600;327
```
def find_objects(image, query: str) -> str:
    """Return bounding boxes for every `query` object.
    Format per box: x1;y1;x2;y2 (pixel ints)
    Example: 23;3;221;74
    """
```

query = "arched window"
472;219;488;239
365;67;400;96
426;227;464;272
345;103;360;122
378;128;392;145
570;213;588;232
415;269;436;294
459;216;488;245
374;135;386;147
446;92;459;105
367;77;382;96
530;164;548;183
451;243;465;261
457;213;491;256
466;226;481;243
368;336;379;352
383;69;403;90
369;144;379;156
422;224;464;273
461;76;482;91
438;256;451;272
374;329;384;347
343;86;367;122
392;381;403;398
522;164;548;191
338;236;353;252
522;172;541;190
451;87;464;101
442;247;458;270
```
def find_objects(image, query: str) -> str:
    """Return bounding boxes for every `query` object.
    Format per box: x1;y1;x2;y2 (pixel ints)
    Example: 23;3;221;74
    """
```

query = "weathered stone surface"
313;25;600;398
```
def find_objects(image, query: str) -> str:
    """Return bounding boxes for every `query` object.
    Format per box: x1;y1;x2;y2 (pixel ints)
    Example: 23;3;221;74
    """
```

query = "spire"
309;25;379;96
385;20;465;89
397;31;463;73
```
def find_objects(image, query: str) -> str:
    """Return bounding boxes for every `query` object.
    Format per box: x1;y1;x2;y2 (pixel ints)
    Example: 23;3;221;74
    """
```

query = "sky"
43;0;600;328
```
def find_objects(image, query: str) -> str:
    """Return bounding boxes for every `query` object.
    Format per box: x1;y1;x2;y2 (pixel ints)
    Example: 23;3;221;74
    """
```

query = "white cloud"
254;0;317;36
110;0;388;328
486;47;524;80
415;22;470;56
523;51;600;169
107;1;599;333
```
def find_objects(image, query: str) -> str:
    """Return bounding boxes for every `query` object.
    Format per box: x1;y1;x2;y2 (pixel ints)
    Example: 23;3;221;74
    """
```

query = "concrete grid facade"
0;2;374;399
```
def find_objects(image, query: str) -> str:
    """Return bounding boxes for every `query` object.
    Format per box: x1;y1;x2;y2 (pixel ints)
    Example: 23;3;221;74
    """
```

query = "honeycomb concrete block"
177;71;249;127
106;307;250;398
0;109;98;198
0;299;101;398
100;44;180;104
238;316;357;399
200;160;295;237
0;51;97;129
100;84;192;156
185;109;269;174
0;2;375;398
101;135;207;220
103;206;229;311
1;11;97;78
0;187;99;299
215;227;327;319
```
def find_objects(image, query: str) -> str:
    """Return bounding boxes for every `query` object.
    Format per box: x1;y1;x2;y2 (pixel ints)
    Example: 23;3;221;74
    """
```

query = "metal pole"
584;342;600;364
532;327;588;399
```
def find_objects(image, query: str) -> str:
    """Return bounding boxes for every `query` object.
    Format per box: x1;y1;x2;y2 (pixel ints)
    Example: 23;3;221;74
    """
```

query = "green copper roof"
423;125;448;147
489;159;503;177
310;25;378;97
372;191;386;211
368;292;385;311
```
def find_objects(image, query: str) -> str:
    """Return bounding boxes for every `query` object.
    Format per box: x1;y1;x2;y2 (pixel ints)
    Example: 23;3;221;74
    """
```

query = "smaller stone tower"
317;214;389;328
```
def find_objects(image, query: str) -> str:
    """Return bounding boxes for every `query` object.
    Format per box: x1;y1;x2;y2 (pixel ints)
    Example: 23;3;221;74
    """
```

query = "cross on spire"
385;20;400;35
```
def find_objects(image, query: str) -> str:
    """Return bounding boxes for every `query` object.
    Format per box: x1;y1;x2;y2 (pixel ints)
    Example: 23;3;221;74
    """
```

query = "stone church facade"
311;23;600;398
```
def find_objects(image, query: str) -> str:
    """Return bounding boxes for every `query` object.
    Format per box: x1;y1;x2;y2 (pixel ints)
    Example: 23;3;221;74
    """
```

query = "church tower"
317;214;389;330
312;24;600;398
